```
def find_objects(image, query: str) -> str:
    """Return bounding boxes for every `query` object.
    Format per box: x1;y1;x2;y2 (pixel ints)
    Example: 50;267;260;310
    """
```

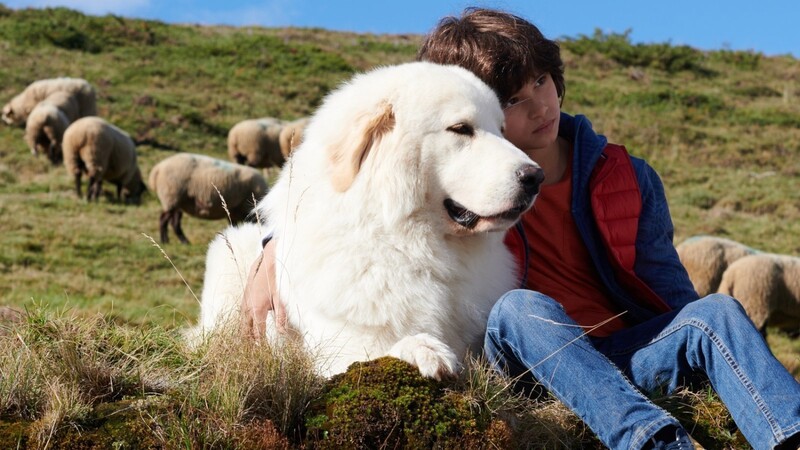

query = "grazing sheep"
676;235;758;297
22;91;81;164
148;152;269;244
2;77;96;127
227;117;286;168
278;117;309;159
24;103;70;164
61;117;146;204
718;253;800;335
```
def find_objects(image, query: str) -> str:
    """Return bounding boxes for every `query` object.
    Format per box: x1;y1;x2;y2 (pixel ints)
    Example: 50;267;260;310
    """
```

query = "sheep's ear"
327;100;395;192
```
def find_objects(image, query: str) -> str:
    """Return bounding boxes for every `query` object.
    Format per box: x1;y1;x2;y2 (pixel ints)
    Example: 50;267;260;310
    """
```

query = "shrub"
0;7;162;53
562;29;708;74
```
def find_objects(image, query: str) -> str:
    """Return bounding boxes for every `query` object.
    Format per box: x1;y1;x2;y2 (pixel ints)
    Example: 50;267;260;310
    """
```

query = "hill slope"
0;3;797;362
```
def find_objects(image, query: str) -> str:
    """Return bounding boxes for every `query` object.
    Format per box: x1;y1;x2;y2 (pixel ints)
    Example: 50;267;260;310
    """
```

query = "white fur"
185;222;266;345
197;62;540;379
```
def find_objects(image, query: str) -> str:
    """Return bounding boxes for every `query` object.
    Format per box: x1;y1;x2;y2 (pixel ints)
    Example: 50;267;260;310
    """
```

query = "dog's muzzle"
445;164;544;230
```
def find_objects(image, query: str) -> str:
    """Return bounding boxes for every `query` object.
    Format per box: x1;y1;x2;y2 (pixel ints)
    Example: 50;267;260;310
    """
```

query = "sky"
4;0;798;57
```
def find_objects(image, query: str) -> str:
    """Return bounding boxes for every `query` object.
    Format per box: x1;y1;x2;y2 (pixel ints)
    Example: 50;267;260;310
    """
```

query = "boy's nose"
526;98;548;118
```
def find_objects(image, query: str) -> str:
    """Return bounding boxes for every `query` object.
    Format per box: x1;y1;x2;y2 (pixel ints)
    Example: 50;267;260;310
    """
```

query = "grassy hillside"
0;5;422;328
0;5;798;448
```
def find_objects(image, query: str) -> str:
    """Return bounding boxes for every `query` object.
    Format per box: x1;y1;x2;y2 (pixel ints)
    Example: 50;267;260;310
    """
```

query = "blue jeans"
484;290;800;450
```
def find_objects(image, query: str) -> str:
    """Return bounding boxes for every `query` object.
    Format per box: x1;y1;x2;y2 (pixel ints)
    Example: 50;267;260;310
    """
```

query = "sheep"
676;235;758;297
226;117;285;168
2;77;96;127
23;91;81;164
24;103;70;165
278;117;309;159
718;253;800;335
148;152;269;244
61;116;146;204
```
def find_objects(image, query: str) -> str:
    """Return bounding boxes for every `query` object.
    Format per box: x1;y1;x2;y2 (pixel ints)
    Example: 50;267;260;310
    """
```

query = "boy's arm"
634;164;700;309
241;238;287;338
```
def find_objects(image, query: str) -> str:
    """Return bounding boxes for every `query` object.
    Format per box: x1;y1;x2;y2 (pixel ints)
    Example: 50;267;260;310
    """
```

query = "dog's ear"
328;101;395;192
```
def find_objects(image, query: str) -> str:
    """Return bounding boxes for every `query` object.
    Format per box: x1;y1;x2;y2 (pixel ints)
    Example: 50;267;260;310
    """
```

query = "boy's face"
501;72;561;154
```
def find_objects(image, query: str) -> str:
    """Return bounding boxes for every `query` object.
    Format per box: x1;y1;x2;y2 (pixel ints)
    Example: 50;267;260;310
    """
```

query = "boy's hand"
241;239;286;338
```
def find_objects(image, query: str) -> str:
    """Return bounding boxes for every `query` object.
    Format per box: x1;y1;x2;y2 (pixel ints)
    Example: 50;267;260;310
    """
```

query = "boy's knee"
682;293;750;327
489;289;568;328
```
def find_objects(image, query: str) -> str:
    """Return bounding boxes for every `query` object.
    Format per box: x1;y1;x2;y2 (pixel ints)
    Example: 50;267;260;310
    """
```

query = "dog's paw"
387;333;461;380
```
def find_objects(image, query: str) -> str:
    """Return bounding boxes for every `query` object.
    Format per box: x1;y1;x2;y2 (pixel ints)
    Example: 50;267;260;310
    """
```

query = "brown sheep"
61;117;146;204
278;117;309;159
676;236;758;297
23;91;81;164
227;117;285;168
2;77;96;127
718;253;800;335
148;153;269;244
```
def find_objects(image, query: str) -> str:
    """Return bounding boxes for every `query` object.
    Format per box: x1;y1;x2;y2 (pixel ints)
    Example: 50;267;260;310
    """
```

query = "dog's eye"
447;123;474;136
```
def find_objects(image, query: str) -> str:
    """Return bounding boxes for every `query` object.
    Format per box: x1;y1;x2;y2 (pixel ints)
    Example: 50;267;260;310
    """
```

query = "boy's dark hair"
417;7;565;105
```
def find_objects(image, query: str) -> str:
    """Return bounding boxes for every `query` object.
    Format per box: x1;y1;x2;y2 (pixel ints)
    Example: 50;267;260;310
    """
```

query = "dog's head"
302;61;543;236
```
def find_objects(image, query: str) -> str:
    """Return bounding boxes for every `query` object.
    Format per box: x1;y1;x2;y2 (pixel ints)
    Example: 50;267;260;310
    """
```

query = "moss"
304;356;511;449
0;399;170;449
0;417;30;448
46;397;167;449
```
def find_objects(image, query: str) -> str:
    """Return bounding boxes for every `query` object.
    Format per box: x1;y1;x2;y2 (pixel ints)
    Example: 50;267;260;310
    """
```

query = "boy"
416;7;800;450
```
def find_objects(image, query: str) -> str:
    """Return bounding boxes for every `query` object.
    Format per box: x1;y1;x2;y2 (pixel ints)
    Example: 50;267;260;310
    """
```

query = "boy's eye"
502;97;521;109
447;123;474;136
534;73;548;87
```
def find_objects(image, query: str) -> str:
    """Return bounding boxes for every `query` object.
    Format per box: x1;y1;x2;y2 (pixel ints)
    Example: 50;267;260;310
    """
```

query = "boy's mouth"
533;118;555;133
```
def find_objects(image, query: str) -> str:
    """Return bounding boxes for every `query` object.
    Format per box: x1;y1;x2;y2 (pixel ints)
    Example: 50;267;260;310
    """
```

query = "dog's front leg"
387;333;460;380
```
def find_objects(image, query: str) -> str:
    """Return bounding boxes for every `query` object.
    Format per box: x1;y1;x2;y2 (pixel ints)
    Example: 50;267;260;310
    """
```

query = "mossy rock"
0;417;31;448
303;356;512;449
0;397;168;449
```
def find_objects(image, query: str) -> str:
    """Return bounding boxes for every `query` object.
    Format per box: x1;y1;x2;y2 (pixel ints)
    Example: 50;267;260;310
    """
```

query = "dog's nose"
517;165;545;197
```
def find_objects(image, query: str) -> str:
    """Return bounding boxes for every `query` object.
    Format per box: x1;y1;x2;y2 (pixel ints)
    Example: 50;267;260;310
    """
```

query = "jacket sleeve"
633;163;699;309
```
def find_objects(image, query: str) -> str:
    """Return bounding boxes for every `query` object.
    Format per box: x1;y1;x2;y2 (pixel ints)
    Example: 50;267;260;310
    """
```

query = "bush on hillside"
562;29;708;75
0;6;163;52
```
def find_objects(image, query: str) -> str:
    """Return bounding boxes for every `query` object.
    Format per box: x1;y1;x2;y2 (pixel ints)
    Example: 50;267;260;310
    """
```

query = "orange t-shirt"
522;157;628;337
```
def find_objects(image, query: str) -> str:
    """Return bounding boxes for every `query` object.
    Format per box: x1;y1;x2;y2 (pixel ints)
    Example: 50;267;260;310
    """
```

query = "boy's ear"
327;101;395;192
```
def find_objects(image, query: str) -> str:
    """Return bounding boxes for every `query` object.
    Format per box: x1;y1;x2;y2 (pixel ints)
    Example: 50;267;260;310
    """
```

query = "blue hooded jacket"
516;112;699;325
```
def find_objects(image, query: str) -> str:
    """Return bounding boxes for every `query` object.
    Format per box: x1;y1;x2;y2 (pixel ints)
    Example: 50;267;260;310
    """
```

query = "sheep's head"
46;140;62;166
123;170;147;205
1;103;15;126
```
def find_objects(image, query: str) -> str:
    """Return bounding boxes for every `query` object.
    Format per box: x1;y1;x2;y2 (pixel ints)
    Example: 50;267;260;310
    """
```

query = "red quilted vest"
504;143;671;314
589;143;671;314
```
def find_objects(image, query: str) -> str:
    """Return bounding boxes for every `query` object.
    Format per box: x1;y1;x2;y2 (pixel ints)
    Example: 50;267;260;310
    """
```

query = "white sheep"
23;91;81;164
676;235;758;297
718;253;800;335
278;117;309;159
226;117;286;169
61;116;146;204
24;104;69;164
2;77;96;127
148;152;269;244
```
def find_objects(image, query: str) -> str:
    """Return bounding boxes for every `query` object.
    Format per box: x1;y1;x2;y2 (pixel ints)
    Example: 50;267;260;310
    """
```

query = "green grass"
0;4;798;448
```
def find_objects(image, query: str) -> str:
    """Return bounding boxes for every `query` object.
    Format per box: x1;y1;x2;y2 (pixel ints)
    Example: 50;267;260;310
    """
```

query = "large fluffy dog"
197;62;542;379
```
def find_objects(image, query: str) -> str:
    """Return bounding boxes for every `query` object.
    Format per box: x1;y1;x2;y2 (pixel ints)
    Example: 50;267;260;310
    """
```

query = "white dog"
197;62;543;380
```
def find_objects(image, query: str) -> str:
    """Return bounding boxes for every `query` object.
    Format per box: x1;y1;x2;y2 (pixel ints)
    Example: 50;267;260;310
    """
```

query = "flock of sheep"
676;236;800;335
3;78;798;336
2;77;309;244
